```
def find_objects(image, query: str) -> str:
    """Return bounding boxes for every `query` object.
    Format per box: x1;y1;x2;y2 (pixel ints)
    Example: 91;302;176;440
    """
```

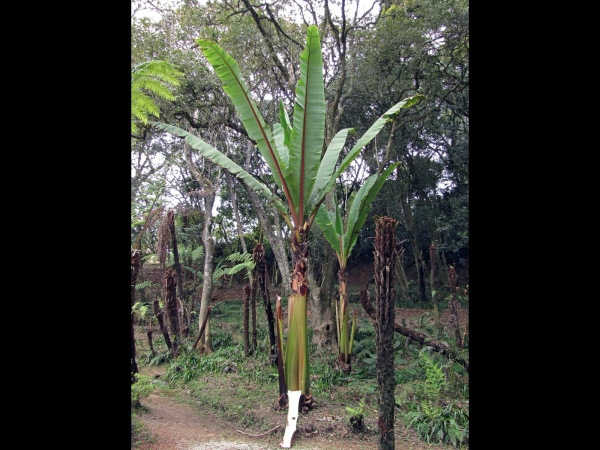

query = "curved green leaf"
196;39;290;200
314;204;342;254
150;121;289;218
288;25;326;219
315;94;425;207
308;128;354;213
343;162;400;260
273;123;289;174
278;99;292;148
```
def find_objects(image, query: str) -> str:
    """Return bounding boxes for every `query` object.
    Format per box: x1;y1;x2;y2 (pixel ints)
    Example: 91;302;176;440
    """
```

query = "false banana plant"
315;162;402;373
151;25;424;448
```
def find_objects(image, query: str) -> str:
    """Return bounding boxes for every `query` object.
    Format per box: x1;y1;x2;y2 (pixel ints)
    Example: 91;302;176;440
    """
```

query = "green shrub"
401;351;469;447
346;398;366;431
131;373;155;408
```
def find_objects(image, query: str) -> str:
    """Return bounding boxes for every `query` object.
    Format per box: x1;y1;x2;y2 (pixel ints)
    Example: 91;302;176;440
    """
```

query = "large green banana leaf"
148;122;289;220
194;38;292;213
315;162;401;264
313;94;425;212
287;25;326;219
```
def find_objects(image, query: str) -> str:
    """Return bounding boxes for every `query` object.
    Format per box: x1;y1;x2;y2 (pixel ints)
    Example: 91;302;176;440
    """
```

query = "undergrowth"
133;305;468;446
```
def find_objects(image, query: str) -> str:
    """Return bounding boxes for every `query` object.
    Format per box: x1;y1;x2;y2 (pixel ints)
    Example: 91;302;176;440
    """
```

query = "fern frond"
226;261;255;276
131;59;183;134
226;252;253;263
191;246;204;261
135;280;155;290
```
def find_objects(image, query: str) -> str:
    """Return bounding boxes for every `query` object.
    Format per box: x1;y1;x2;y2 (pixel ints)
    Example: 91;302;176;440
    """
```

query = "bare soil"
133;263;468;450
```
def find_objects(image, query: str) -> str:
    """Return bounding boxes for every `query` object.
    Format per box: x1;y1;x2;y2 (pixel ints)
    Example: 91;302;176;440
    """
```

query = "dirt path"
135;388;380;450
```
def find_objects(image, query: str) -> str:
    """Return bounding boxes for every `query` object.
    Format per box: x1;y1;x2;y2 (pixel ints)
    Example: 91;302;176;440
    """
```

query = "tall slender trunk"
374;216;401;450
307;242;337;350
243;283;251;356
396;167;427;304
182;118;218;355
131;250;141;383
153;298;172;351
251;279;257;350
178;297;189;338
146;328;155;356
167;209;186;306
197;192;215;354
164;267;180;356
429;244;441;327
447;266;463;348
253;243;277;364
336;265;355;373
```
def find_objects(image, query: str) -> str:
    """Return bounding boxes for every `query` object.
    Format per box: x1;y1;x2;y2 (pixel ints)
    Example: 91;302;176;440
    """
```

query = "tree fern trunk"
374;216;400;450
429;244;441;327
164;267;180;356
254;243;277;364
153;298;172;351
447;266;462;348
244;283;250;356
131;250;141;383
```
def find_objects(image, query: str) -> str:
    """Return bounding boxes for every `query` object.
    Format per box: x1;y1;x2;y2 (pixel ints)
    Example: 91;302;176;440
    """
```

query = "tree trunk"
131;250;141;383
336;265;354;373
243;283;251;356
429;244;441;327
447;266;463;348
253;243;277;364
373;216;400;450
146;328;155;356
167;209;187;307
197;192;215;354
153;298;173;351
178;297;189;338
182;122;218;355
163;267;180;356
396;167;427;304
307;242;337;350
251;279;257;350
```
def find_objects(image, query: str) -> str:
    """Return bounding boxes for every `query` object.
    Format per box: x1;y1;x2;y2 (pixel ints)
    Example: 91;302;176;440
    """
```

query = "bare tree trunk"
167;209;187;306
178;297;189;338
396;167;427;304
253;243;277;364
447;266;462;348
307;242;337;350
146;328;155;357
131;250;141;383
164;267;180;356
153;298;173;351
197;192;215;354
373;216;401;450
429;244;441;327
251;280;257;350
244;283;251;356
182;119;219;355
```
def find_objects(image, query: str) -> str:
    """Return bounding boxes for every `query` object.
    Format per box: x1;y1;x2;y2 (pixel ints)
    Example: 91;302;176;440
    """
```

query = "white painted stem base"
280;390;301;448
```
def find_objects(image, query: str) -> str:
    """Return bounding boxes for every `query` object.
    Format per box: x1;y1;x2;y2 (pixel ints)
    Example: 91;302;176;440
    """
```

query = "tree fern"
134;280;155;290
131;60;183;134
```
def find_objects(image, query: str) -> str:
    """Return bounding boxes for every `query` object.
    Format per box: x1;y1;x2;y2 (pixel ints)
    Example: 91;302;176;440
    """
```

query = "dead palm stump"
373;216;401;450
